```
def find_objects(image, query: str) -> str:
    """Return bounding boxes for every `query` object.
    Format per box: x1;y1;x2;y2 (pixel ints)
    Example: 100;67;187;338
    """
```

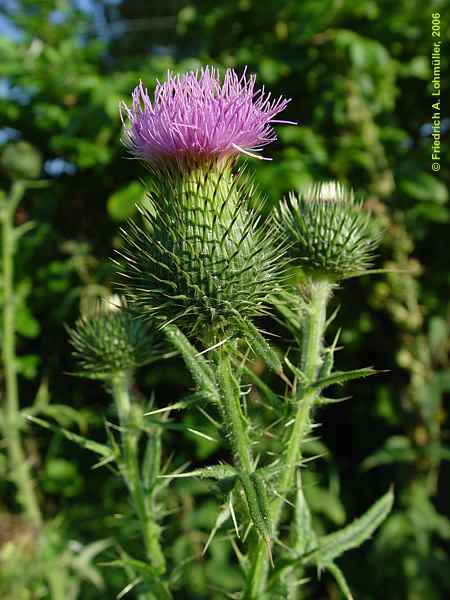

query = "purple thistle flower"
120;66;295;167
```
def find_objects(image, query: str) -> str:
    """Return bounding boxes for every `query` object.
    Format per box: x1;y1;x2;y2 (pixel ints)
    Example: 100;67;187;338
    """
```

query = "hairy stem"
245;279;331;598
215;349;273;547
111;375;166;577
216;350;253;474
1;182;41;526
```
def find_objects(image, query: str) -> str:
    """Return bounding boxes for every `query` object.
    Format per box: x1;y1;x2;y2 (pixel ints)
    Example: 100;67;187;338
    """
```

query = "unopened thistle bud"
68;297;161;379
118;167;286;340
278;181;380;279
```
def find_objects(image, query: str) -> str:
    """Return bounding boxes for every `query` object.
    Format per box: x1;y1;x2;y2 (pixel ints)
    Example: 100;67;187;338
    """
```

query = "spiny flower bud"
278;181;380;279
117;166;287;341
120;66;294;169
68;297;161;378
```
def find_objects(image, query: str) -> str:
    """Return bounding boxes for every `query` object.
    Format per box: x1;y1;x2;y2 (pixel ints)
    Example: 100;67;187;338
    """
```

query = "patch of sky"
0;127;21;145
44;158;77;177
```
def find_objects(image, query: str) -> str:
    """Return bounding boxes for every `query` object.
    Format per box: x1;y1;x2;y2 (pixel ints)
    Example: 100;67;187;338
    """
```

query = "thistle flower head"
117;167;287;341
68;297;161;379
279;181;380;279
120;66;293;168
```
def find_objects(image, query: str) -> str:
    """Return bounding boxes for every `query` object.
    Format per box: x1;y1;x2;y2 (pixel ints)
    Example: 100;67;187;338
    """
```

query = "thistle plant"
242;181;392;598
117;67;296;561
0;143;43;527
1;143;107;598
61;67;393;598
68;297;169;598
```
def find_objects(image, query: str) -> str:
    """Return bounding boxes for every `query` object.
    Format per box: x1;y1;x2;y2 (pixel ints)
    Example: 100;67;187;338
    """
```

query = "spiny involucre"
118;167;287;340
68;297;162;378
120;66;294;168
278;181;381;279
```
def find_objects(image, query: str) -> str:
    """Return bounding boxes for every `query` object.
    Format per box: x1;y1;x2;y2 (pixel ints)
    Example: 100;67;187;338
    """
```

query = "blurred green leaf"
306;487;394;564
362;436;416;470
107;181;145;222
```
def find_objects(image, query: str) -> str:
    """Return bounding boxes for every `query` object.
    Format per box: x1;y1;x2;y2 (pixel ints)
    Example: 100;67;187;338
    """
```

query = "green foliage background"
0;0;449;598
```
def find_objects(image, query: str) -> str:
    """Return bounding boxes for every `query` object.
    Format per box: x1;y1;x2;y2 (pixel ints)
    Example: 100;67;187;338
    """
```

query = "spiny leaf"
196;463;237;480
306;487;394;565
318;329;341;380
164;324;220;403
27;415;113;458
271;288;305;333
142;429;161;492
240;471;273;553
203;505;231;556
362;435;416;470
143;395;200;416
284;356;309;385
317;395;351;406
313;367;379;389
161;463;237;481
294;473;317;556
238;316;283;374
241;363;286;412
71;538;112;590
103;552;172;599
217;351;250;441
23;402;87;429
258;463;286;481
324;562;354;600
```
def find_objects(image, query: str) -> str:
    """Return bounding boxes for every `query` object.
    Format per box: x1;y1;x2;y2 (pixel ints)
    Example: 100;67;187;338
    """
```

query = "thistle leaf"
271;288;305;334
196;463;238;480
318;329;341;380
306;487;394;565
361;436;416;470
241;363;286;412
238;316;283;374
284;356;309;385
203;505;231;555
163;463;237;482
103;552;172;599
240;471;273;549
142;429;161;492
313;367;379;389
294;474;318;556
324;562;354;600
164;324;220;404
317;395;351;405
24;402;87;429
27;415;113;459
71;538;112;590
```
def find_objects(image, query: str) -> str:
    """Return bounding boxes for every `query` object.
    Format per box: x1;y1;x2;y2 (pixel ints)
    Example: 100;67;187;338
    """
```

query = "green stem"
48;568;67;599
1;182;42;526
245;279;331;598
215;350;273;545
111;375;166;576
216;350;253;474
